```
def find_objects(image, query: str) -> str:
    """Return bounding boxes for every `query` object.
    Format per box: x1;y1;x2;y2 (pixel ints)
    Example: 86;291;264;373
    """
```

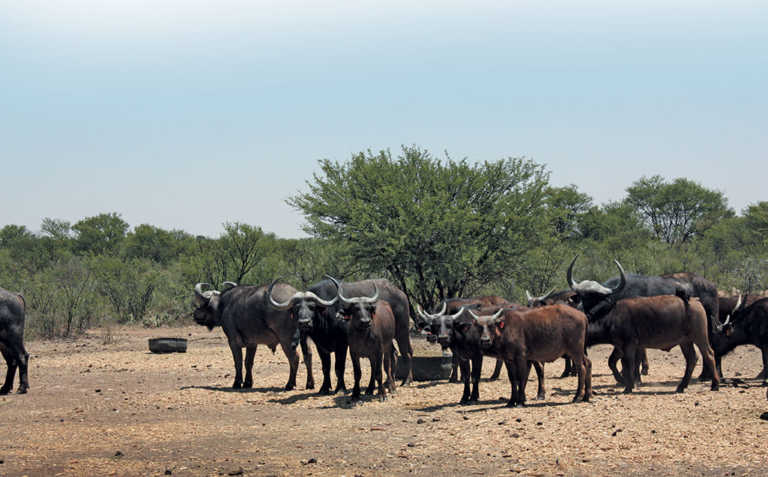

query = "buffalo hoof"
536;393;546;401
306;379;315;390
317;385;332;395
675;386;686;393
459;396;471;405
641;367;649;376
622;387;633;394
232;381;243;389
449;376;459;383
378;394;388;402
401;377;413;387
711;383;720;391
0;387;10;395
17;387;27;394
505;401;519;408
284;383;295;391
243;380;253;389
365;387;374;396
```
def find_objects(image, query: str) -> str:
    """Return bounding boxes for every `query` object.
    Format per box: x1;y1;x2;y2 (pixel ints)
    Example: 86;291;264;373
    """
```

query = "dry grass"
1;325;766;476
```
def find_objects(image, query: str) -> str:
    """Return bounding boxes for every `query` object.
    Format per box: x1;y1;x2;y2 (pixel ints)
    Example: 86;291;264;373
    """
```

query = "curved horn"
339;282;379;305
734;294;744;312
567;256;579;289
221;281;238;291
194;282;211;299
467;308;480;320
611;260;627;294
416;302;448;320
525;290;533;302
542;287;556;300
720;314;732;330
449;305;466;320
302;290;338;307
267;279;294;310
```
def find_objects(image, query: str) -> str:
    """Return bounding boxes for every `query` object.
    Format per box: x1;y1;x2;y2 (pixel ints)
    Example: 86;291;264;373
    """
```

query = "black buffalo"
193;282;313;391
715;295;768;386
0;287;29;395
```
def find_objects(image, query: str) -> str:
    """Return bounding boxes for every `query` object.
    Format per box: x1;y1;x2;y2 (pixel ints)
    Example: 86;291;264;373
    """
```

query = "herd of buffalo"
1;257;767;408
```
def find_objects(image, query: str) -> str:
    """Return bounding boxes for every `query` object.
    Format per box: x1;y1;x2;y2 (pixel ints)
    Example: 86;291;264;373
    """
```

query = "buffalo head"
468;308;506;350
193;282;223;330
338;282;379;331
567;256;627;319
267;277;338;331
415;303;468;348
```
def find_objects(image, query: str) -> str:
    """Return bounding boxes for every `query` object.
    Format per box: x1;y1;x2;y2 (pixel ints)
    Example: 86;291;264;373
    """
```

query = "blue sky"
2;1;766;238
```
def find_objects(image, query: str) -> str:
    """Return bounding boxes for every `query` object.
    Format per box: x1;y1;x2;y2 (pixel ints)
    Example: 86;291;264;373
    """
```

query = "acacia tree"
626;176;733;245
289;146;550;310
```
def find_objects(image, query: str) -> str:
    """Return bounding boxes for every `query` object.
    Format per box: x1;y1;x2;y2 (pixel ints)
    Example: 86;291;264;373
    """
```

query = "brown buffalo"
471;304;591;407
587;291;719;393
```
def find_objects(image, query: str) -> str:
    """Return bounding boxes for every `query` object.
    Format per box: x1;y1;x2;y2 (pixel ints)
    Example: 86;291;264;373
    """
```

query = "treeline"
2;146;767;338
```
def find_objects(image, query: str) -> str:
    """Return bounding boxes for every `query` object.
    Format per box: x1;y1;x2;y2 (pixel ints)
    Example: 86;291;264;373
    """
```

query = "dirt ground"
1;325;767;477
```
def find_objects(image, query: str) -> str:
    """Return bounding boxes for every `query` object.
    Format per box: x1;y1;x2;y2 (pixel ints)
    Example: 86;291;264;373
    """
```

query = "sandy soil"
1;325;766;477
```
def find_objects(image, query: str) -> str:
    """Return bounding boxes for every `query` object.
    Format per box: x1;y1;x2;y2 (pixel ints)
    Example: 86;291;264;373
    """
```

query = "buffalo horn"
525;290;534;302
339;282;379;305
611;260;627;294
267;279;294;310
566;255;579;290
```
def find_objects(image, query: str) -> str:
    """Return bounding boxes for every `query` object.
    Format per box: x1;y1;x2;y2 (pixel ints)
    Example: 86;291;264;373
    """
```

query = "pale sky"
2;1;766;238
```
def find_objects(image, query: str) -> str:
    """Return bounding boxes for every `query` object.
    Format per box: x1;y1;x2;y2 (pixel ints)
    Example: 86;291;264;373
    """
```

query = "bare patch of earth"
1;325;766;476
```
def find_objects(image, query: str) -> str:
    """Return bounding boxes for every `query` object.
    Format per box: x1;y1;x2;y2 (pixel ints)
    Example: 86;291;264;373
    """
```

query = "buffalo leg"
449;354;460;383
621;345;637;393
470;355;482;402
365;366;376;395
279;339;300;391
512;356;527;406
394;330;414;386
504;360;519;407
489;359;503;381
560;358;575;378
229;344;244;389
243;346;257;389
384;347;397;393
639;348;649;375
677;342;697;393
583;357;592;402
14;344;28;395
695;340;719;391
609;348;624;385
300;336;314;390
317;349;333;395
0;348;17;395
333;344;348;394
758;346;768;385
374;351;387;401
350;352;362;402
459;358;472;404
532;361;546;400
573;354;586;402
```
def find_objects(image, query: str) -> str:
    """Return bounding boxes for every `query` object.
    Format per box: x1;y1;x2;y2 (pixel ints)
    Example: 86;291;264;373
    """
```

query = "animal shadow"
179;385;283;393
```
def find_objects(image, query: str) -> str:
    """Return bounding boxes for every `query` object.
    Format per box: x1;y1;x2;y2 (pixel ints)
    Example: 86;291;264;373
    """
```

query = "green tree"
544;185;593;239
124;224;186;264
289;146;550;310
72;212;129;255
626;176;733;245
96;256;159;323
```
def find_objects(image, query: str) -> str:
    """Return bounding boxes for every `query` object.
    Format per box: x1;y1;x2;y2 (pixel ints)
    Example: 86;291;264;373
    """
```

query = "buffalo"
339;284;397;402
268;277;413;394
526;288;581;378
587;290;720;393
0;287;29;395
715;295;768;386
193;282;313;391
471;304;592;407
418;304;546;404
